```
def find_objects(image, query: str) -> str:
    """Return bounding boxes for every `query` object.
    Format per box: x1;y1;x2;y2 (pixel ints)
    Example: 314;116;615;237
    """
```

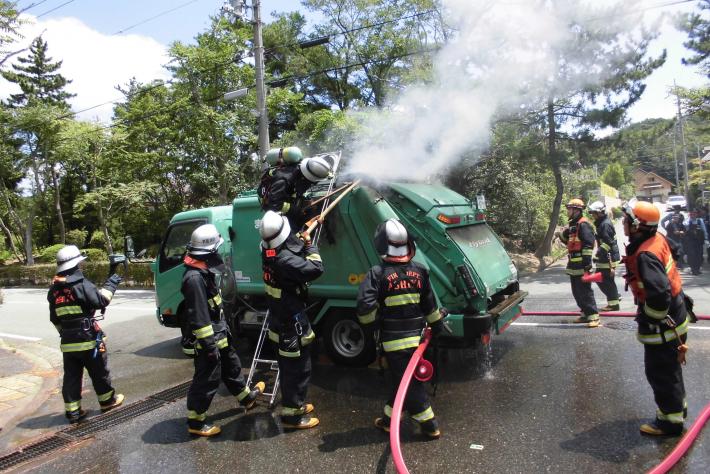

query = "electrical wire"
17;0;51;13
111;0;200;36
36;0;75;18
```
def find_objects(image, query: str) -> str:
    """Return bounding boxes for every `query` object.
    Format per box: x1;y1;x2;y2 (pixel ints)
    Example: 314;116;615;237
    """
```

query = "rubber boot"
640;420;682;436
66;409;87;424
282;415;319;429
420;418;441;439
600;304;620;311
303;403;314;415
240;381;266;410
574;316;600;328
187;420;221;437
374;417;390;433
100;393;125;413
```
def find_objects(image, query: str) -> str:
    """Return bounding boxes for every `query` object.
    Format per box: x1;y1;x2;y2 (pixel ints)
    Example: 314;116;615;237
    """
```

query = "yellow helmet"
566;198;585;210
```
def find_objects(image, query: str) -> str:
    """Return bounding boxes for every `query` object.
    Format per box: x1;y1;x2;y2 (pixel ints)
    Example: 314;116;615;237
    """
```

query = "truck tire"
322;312;376;367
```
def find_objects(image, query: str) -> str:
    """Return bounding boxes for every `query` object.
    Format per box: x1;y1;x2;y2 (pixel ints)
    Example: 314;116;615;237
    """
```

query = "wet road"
2;265;710;473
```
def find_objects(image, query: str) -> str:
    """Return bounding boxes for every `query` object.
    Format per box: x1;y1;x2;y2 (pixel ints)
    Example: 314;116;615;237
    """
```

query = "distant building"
632;169;674;202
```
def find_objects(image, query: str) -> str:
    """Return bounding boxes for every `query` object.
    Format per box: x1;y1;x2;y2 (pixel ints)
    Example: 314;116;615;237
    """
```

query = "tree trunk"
0;216;22;262
535;99;564;270
24;205;34;265
91;165;113;255
51;164;66;244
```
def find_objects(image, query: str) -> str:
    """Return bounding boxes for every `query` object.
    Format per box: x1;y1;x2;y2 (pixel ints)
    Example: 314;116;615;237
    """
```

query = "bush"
89;230;107;250
611;207;623;219
0;261;154;287
82;248;107;262
66;229;88;248
36;244;65;263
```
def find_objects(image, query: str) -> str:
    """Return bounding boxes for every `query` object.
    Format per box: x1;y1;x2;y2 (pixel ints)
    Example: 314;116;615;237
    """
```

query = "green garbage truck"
151;179;526;366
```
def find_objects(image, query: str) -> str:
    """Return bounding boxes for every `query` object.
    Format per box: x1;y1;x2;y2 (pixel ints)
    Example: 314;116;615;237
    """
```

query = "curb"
0;339;61;450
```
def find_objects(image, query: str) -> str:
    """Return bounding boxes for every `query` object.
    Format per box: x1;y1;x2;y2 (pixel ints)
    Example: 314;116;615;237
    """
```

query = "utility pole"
674;80;690;207
226;0;269;160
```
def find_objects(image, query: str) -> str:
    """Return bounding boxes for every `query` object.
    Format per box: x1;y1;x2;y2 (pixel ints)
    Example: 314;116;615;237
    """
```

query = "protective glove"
584;265;594;273
108;274;123;286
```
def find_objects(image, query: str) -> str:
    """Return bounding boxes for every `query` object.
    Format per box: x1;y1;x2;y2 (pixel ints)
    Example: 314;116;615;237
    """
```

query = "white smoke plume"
345;0;655;181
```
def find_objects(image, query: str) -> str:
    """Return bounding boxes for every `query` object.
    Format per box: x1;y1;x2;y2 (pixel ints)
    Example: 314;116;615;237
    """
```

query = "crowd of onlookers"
661;205;710;275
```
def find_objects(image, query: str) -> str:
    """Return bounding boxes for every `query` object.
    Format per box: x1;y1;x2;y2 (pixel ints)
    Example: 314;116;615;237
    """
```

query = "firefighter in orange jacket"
622;201;689;436
557;198;599;327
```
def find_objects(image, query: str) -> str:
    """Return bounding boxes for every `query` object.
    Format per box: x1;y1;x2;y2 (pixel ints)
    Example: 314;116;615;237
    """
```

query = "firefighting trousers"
277;343;312;421
570;275;598;319
595;268;619;305
62;349;115;415
644;336;687;433
186;341;249;417
382;348;438;431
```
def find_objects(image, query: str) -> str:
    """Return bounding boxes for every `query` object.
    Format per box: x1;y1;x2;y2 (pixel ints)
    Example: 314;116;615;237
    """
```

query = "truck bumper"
447;290;528;341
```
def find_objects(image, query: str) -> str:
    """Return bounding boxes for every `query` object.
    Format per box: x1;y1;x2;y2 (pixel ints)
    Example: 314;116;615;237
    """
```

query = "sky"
0;0;706;126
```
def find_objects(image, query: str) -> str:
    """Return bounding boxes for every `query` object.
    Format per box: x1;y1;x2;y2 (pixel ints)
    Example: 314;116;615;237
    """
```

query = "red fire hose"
647;401;710;474
390;327;433;474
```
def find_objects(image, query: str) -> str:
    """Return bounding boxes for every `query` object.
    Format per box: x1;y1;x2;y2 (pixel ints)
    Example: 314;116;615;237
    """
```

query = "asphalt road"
1;262;710;473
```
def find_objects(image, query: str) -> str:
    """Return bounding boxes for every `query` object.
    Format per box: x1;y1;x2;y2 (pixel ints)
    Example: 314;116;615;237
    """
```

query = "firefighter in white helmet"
356;219;445;439
260;211;324;429
588;201;621;311
258;147;333;228
182;224;265;436
48;245;125;424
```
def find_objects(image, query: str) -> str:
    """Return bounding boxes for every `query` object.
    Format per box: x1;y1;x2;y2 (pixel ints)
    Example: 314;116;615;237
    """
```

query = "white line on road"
0;332;41;341
512;322;710;331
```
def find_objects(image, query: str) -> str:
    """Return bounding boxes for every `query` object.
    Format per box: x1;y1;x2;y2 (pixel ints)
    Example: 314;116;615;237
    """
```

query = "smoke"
345;0;651;182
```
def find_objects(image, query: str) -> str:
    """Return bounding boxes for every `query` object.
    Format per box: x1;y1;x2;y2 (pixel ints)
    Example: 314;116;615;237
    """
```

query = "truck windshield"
159;220;205;273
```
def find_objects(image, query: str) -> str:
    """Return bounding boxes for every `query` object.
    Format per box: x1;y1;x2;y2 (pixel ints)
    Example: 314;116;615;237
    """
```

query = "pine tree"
2;36;75;108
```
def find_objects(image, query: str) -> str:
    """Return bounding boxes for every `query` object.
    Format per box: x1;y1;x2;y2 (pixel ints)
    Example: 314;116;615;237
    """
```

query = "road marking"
0;332;41;341
512;322;710;331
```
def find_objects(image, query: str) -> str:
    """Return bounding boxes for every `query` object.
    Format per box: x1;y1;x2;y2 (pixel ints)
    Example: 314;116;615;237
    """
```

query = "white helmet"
259;211;291;249
299;156;332;183
374;219;409;257
588;201;606;214
56;245;87;273
187;224;224;256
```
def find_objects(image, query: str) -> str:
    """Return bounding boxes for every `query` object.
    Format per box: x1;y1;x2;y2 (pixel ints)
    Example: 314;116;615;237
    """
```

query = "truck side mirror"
125;235;135;259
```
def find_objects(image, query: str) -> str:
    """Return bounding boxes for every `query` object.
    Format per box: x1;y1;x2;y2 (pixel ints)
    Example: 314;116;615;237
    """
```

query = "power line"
18;0;51;13
111;0;200;36
36;0;76;18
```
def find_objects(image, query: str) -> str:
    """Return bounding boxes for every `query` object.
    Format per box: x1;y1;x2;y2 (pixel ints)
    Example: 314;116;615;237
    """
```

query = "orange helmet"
566;198;585;210
622;201;660;227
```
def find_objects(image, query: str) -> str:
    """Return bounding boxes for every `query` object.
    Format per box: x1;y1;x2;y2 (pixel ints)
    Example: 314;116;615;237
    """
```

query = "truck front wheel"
322;313;376;367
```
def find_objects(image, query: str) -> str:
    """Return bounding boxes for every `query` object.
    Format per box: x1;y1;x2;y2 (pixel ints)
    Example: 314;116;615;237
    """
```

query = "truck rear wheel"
322;313;376;367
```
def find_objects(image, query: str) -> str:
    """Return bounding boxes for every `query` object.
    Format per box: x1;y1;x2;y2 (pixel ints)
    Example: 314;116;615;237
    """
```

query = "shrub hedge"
0;261;155;288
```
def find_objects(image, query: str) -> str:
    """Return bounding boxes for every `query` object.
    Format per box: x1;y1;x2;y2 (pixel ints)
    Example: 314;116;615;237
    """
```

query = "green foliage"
0;262;154;287
611;207;624;219
82;248;107;262
601;162;626;189
88;230;106;249
36;243;64;263
65;228;87;248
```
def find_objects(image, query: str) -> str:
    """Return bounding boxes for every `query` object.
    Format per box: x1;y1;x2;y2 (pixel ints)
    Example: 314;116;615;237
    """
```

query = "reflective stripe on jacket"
624;233;687;344
47;269;117;352
356;260;440;352
563;216;595;276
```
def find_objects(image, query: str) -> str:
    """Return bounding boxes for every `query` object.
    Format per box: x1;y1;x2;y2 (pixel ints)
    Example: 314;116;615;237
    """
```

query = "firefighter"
557;198;600;327
621;201;689;436
588;201;621;311
183;224;265;437
48;245;125;424
259;211;324;429
356;219;445;439
258;146;332;228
